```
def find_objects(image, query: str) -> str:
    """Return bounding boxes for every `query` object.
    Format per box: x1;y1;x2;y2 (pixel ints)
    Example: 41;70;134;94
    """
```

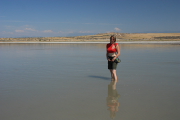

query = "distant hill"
1;33;180;42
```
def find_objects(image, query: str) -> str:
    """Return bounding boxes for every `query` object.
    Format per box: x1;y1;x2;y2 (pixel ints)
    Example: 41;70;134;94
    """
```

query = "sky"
0;0;180;38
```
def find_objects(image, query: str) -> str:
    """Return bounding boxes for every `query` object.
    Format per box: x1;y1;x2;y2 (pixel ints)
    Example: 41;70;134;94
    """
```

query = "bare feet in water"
111;77;118;82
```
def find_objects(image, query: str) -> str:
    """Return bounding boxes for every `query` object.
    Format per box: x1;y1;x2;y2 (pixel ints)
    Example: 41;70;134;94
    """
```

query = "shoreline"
1;41;180;44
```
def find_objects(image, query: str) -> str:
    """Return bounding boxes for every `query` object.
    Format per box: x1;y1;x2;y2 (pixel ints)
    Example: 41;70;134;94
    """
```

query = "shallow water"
0;43;180;120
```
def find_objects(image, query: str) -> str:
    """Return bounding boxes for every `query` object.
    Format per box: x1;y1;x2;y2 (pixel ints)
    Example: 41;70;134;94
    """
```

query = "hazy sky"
0;0;180;37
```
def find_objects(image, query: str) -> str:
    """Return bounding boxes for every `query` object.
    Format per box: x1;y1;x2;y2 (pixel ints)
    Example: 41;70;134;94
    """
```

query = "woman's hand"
112;57;116;61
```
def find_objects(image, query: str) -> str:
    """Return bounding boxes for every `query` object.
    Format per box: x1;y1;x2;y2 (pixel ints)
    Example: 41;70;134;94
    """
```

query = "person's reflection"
107;81;120;119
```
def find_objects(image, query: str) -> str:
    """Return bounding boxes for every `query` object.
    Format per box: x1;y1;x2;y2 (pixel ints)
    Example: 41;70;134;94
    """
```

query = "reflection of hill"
1;33;180;42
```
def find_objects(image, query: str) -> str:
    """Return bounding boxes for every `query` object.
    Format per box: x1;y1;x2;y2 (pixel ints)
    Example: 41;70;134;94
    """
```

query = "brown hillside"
0;33;180;42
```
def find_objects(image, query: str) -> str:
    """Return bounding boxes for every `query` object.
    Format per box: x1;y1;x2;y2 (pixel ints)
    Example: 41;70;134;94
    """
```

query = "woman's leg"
112;69;118;82
109;69;116;81
109;69;114;81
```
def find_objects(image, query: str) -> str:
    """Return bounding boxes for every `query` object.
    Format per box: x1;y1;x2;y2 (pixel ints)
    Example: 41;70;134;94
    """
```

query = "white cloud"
114;27;121;31
15;27;38;33
5;26;15;29
15;30;25;33
25;28;38;32
43;30;53;33
1;31;14;34
79;31;91;33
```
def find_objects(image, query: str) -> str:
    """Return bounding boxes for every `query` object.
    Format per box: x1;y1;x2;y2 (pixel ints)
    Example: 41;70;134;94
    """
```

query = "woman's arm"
112;44;120;61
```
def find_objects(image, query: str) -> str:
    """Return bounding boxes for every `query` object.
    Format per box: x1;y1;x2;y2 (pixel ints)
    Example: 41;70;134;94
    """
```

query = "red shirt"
107;43;118;53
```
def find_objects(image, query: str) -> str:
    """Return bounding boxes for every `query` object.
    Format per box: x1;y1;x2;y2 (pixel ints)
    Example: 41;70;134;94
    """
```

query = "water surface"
0;43;180;120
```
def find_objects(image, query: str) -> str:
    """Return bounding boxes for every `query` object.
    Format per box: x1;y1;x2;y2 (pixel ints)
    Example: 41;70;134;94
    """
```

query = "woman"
106;35;120;81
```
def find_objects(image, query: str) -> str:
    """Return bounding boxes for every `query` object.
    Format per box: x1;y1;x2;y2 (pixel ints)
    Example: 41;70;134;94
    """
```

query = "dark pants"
108;56;118;69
